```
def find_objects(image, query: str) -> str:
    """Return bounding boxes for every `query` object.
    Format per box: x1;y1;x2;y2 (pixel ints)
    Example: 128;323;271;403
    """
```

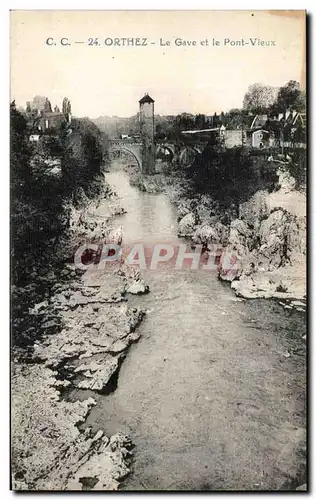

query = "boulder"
296;484;307;491
75;356;119;391
125;280;149;295
195;194;218;223
258;209;306;270
239;190;269;228
178;212;197;238
192;224;219;248
177;199;195;220
226;219;252;260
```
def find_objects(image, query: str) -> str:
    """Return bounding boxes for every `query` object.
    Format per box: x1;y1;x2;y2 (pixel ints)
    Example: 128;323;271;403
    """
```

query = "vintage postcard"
10;10;307;491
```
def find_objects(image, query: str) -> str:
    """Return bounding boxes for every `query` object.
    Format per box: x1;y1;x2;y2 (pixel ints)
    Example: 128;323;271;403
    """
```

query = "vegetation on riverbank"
127;142;306;309
10;102;108;348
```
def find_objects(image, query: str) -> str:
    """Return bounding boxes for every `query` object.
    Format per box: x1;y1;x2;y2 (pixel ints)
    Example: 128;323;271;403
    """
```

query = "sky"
10;10;305;118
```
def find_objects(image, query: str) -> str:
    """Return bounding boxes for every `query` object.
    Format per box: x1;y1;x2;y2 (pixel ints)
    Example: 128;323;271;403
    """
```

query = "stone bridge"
156;143;203;168
108;140;143;169
108;139;204;171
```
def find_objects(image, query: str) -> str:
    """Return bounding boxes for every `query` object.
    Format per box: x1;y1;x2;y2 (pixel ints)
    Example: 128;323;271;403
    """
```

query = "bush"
286;151;306;189
186;145;279;207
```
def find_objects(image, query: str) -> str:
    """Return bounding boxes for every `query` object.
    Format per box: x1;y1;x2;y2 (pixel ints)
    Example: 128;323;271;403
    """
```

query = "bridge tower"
139;93;155;174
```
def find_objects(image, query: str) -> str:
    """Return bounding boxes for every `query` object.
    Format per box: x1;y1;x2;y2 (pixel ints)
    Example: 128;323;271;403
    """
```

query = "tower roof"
139;93;155;104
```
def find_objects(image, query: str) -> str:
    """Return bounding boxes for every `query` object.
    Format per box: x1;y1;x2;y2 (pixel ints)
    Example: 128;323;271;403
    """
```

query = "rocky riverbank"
128;165;306;314
11;183;149;491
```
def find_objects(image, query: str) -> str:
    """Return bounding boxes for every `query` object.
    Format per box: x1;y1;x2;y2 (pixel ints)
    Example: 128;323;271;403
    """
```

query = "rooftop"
139;93;155;104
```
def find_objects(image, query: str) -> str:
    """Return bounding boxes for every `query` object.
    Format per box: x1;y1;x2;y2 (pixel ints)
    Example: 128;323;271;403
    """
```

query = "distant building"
250;129;270;148
250;114;269;130
29;134;40;142
219;126;246;148
39;112;69;131
26;96;72;136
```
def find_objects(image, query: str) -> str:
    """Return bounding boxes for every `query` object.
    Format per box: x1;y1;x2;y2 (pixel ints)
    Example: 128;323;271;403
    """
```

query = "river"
82;166;306;491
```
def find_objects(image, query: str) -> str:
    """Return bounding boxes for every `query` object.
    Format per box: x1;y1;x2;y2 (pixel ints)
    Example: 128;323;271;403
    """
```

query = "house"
249;110;306;147
250;129;270;148
39;112;68;131
26;96;72;135
29;134;40;142
250;114;268;130
220;126;246;148
217;108;305;150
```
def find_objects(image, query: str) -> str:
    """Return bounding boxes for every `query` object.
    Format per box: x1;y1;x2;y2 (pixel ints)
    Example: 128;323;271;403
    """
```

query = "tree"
195;114;207;130
10;101;33;204
276;80;306;112
32;95;47;111
62;97;72;117
11;103;107;347
243;83;278;114
155;123;166;141
44;98;52;113
228;108;241;116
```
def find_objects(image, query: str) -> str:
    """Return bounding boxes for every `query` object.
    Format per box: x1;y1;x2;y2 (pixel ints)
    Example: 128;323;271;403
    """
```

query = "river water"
84;166;306;491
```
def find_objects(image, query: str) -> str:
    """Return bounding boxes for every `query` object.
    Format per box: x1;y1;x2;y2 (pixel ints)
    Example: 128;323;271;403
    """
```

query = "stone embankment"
12;187;148;491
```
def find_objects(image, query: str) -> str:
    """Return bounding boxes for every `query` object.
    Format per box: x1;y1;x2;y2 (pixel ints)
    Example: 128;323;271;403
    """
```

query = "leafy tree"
195;114;208;130
187;142;278;206
11;102;106;347
32;95;47;111
10;101;33;203
243;83;278;114
276;80;306;112
155;123;167;141
62;97;72;117
44;98;52;113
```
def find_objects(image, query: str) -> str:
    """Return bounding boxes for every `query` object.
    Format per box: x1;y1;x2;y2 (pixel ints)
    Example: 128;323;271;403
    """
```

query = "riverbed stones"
12;181;144;491
12;362;125;490
219;206;305;301
33;297;144;387
75;356;119;391
126;279;149;295
231;267;306;301
66;433;132;491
